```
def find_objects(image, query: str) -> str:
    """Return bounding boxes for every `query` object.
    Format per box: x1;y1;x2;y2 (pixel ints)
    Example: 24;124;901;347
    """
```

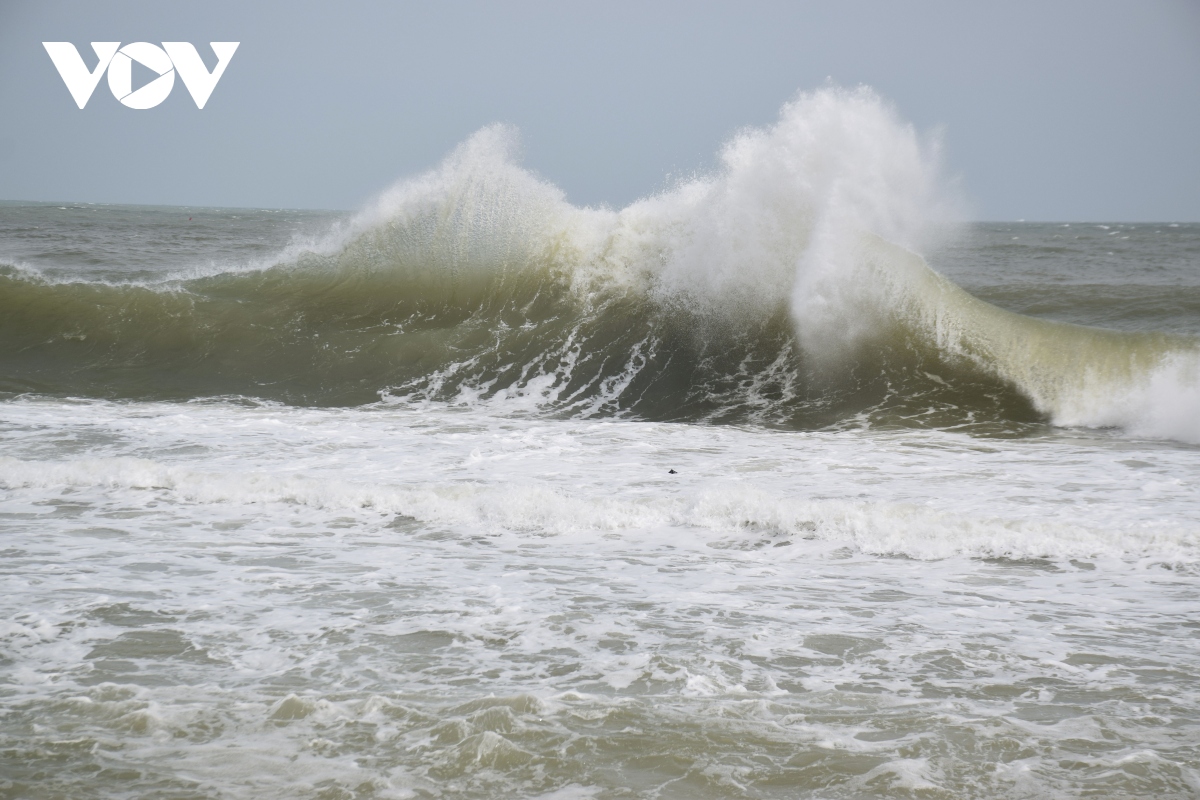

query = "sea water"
1;88;1198;799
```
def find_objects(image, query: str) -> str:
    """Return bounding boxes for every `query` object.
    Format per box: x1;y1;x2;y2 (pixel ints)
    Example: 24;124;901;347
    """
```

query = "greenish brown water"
1;98;1198;798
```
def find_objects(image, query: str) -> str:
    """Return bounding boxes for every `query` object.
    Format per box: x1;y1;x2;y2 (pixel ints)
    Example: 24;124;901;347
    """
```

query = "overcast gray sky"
1;0;1198;220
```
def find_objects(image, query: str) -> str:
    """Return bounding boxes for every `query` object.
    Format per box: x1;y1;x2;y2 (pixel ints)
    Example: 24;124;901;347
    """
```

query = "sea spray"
0;88;1196;440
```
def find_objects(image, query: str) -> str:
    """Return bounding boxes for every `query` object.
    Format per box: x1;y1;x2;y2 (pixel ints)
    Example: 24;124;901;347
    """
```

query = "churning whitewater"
2;88;1196;440
2;88;1200;800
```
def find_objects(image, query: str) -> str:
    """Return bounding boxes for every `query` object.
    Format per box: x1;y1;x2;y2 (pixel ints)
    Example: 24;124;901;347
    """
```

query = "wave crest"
1;88;1196;441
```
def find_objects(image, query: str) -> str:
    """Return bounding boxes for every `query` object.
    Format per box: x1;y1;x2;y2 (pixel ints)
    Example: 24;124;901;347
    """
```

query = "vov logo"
43;42;239;109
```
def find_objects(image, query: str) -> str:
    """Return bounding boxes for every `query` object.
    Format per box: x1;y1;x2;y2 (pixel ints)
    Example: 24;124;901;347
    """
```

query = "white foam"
1051;352;1200;444
0;400;1195;564
2;396;1198;798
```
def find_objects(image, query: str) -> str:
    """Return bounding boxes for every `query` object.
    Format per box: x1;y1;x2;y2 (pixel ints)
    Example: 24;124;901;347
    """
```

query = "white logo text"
43;42;239;109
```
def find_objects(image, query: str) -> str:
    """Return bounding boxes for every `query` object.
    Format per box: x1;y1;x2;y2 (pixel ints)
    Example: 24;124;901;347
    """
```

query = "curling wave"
1;88;1196;440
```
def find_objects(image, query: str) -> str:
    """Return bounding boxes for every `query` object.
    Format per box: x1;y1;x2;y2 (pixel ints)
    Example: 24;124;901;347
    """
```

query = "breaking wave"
1;87;1197;440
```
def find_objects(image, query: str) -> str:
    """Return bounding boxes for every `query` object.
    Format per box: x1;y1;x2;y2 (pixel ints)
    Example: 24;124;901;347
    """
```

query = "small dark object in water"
668;469;677;474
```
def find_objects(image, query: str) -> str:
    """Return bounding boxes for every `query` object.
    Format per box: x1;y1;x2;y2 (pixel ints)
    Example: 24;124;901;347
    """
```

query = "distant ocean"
2;89;1198;799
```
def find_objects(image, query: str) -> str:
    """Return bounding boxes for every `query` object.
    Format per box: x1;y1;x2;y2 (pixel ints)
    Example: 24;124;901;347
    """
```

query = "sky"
1;0;1198;221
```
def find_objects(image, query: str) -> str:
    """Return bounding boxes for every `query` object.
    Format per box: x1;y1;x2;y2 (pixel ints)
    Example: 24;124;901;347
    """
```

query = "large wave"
1;88;1197;440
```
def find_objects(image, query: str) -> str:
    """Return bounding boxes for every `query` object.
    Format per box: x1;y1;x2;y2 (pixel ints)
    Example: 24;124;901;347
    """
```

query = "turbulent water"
1;89;1199;799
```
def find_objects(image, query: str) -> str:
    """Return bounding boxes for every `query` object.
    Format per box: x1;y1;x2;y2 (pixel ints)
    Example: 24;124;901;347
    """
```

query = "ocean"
1;89;1198;799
